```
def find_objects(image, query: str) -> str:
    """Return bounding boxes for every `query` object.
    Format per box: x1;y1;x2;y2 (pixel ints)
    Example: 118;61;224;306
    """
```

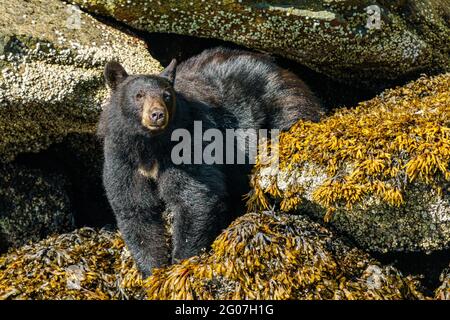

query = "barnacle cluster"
146;212;425;300
249;73;450;252
0;228;143;300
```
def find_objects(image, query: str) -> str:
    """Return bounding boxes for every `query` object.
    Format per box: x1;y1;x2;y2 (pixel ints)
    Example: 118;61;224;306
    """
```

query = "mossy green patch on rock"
0;0;162;162
249;73;450;253
146;212;425;300
66;0;449;87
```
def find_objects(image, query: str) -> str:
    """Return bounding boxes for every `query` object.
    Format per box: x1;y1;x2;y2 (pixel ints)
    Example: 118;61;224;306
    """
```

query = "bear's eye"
136;91;144;100
163;91;171;102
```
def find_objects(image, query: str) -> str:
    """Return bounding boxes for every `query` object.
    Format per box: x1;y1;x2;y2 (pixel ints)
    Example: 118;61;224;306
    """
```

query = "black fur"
98;47;324;277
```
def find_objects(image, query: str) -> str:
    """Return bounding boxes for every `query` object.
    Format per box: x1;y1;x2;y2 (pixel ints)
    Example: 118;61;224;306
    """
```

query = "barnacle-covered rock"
435;263;450;300
0;163;74;252
0;227;143;300
66;0;449;87
249;73;450;253
146;212;425;300
0;0;161;162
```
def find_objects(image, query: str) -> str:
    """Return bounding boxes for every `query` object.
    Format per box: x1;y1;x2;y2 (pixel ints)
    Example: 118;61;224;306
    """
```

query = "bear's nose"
142;103;167;130
151;111;165;121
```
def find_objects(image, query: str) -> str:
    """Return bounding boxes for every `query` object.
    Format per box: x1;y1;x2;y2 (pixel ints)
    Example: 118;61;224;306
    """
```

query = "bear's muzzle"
141;98;169;132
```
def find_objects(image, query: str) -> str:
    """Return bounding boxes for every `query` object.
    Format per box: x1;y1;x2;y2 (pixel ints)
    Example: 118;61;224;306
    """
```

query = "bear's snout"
150;110;165;123
142;100;169;132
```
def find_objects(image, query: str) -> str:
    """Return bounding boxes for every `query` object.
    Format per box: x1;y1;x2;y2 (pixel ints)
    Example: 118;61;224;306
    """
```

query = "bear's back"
175;47;275;101
174;47;323;131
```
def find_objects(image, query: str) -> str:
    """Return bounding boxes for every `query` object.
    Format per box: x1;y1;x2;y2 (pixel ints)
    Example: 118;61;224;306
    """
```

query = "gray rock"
0;0;162;162
66;0;449;87
0;0;162;249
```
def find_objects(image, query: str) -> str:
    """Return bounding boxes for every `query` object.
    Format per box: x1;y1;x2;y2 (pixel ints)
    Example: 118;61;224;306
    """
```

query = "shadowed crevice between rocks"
13;133;115;230
374;249;450;295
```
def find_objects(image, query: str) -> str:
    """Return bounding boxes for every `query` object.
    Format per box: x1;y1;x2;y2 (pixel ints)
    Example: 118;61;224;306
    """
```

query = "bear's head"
104;59;177;136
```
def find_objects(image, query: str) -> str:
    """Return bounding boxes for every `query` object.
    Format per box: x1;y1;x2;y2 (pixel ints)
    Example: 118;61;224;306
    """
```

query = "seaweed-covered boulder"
249;73;450;253
146;212;425;300
0;227;143;300
0;163;74;252
0;213;426;300
67;0;449;87
0;0;161;162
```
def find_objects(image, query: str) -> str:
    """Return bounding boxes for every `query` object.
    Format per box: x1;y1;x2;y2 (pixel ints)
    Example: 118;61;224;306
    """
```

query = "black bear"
98;47;324;277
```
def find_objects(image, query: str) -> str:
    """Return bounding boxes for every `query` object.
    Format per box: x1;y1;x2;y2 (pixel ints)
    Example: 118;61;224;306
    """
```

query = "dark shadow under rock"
0;162;74;252
0;132;115;253
14;133;115;230
374;250;450;296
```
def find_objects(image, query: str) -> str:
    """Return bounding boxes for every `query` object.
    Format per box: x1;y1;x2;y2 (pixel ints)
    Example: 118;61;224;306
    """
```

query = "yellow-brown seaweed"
0;228;143;300
248;73;450;252
145;212;425;300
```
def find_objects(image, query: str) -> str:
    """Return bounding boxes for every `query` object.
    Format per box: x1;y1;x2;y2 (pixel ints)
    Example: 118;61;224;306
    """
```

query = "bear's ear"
104;61;128;90
160;59;177;85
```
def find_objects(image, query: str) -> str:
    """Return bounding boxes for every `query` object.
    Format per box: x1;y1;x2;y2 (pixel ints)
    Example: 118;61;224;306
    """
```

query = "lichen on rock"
249;73;450;253
0;0;162;162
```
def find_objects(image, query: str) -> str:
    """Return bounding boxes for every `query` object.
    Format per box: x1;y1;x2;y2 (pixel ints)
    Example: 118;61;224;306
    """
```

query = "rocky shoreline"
0;0;448;300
